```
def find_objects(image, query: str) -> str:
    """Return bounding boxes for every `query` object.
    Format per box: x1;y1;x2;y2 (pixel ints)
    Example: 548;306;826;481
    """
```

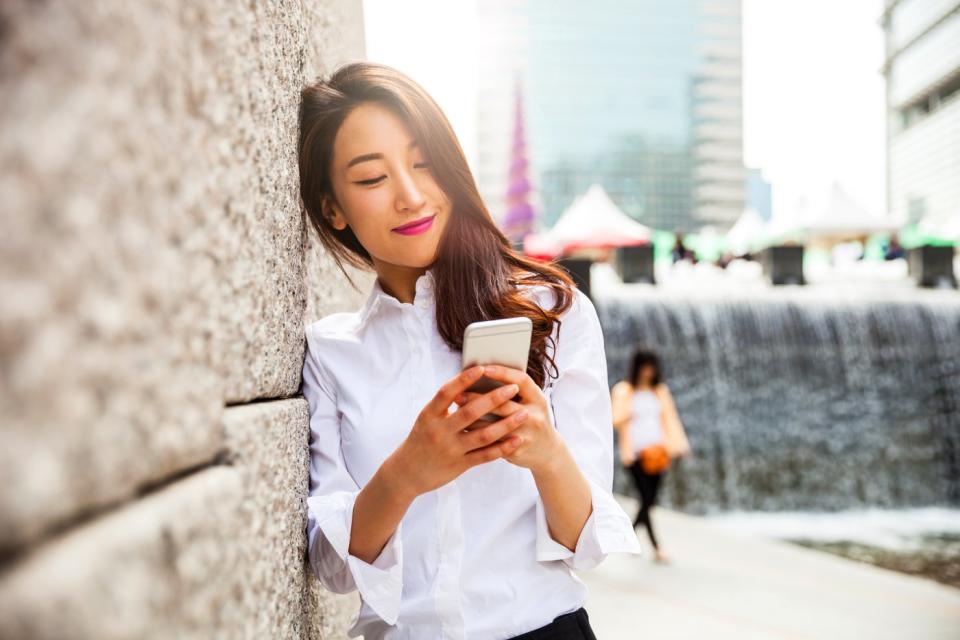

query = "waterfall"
596;289;960;513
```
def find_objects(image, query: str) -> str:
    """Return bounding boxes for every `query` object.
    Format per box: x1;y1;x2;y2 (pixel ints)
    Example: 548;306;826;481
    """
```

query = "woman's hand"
454;364;565;475
620;449;636;467
459;365;594;553
384;365;528;500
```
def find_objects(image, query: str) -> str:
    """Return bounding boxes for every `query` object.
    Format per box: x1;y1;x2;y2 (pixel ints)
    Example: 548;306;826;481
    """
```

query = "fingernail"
515;409;528;421
476;366;485;376
508;384;519;394
512;436;523;446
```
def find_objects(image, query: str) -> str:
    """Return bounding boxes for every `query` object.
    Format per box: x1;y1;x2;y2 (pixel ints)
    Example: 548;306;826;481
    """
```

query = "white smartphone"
461;317;532;424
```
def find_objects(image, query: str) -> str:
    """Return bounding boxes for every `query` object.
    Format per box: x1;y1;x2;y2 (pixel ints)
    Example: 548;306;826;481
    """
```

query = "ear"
322;196;349;231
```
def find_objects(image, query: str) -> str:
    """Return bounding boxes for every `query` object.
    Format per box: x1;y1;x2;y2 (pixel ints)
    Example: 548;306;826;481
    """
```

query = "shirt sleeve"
302;328;404;624
534;288;643;570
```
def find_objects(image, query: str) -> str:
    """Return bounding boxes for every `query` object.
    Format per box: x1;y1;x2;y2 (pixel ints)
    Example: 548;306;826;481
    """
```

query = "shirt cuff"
307;491;404;624
534;478;642;570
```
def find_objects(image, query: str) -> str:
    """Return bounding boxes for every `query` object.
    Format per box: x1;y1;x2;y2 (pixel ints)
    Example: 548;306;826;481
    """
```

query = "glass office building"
477;0;744;232
746;167;773;221
881;0;960;228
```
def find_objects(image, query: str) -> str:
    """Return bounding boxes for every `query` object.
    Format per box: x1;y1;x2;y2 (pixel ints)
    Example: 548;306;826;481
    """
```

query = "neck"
373;259;428;304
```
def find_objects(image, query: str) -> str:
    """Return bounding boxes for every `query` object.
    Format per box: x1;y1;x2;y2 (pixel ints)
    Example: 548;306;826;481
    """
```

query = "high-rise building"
477;0;744;233
746;167;773;221
881;0;960;228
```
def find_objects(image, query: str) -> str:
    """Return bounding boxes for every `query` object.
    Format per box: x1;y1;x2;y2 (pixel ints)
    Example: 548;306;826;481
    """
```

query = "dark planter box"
556;256;593;300
908;245;957;288
615;244;656;284
761;245;805;285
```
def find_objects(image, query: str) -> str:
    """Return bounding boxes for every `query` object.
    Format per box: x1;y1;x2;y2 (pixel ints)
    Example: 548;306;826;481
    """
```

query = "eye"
355;175;386;186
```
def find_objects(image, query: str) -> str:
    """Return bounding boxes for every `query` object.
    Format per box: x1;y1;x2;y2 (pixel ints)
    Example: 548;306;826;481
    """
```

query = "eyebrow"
346;140;419;169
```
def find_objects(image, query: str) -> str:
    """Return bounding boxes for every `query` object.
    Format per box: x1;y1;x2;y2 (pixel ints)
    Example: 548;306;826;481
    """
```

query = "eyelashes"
354;163;431;187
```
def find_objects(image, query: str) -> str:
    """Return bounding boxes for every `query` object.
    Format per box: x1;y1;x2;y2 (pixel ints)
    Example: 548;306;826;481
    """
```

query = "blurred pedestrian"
884;233;905;261
671;233;696;264
611;348;691;562
716;251;734;269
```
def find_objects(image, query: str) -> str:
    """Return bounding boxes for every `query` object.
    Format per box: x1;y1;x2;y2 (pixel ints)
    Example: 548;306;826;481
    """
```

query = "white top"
628;390;664;454
302;268;641;639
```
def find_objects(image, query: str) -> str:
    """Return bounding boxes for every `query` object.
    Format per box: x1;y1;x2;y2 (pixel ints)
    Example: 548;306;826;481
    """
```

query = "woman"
611;349;690;563
298;62;640;639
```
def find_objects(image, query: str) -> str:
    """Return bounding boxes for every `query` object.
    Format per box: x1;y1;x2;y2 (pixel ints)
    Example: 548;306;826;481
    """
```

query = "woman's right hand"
620;450;636;467
384;365;528;500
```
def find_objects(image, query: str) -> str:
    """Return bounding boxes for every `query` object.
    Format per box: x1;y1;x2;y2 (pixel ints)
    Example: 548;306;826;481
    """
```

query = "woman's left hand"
455;364;565;474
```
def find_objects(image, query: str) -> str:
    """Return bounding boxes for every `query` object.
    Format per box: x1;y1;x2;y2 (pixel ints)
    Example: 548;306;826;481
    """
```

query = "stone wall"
0;1;372;637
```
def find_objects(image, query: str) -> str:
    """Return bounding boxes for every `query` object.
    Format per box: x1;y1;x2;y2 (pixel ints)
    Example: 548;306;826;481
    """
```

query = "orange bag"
639;443;671;474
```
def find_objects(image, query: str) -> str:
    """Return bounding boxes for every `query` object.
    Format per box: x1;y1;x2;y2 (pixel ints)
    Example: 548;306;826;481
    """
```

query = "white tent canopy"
725;207;767;254
770;182;899;244
542;183;652;251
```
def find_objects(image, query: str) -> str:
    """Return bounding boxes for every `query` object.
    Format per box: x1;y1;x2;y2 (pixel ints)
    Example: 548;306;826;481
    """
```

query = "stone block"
907;245;957;289
221;399;358;637
614;244;656;284
761;245;805;285
0;0;366;553
0;467;244;640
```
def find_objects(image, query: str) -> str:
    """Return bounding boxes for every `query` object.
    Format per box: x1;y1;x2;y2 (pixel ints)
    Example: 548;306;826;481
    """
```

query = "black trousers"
627;459;663;550
506;608;597;640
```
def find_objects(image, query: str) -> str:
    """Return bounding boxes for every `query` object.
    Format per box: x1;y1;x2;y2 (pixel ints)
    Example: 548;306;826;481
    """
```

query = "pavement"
576;497;960;640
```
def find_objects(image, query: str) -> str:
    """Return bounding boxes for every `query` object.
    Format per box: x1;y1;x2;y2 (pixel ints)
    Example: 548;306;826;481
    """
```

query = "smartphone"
460;317;532;424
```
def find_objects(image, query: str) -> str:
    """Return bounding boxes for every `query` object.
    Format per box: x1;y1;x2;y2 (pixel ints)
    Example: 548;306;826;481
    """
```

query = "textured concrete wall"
0;1;370;637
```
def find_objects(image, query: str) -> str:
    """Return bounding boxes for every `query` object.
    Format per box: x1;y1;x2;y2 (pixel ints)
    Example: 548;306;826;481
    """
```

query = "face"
638;364;656;385
325;101;452;272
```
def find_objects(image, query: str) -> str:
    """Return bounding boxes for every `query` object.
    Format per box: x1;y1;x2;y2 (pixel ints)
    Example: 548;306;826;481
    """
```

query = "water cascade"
596;289;960;512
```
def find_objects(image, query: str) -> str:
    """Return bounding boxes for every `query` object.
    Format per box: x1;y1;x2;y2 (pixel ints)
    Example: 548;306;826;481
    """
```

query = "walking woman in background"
611;348;691;562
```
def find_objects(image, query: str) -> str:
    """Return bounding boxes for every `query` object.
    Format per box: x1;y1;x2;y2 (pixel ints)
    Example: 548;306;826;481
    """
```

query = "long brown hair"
626;348;662;388
298;62;574;388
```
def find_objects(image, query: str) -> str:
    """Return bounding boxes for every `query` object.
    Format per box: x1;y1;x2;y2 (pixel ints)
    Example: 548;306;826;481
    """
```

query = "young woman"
298;62;640;639
611;349;690;563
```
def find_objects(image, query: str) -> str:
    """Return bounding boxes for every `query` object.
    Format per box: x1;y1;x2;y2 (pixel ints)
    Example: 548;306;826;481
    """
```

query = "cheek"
340;189;390;236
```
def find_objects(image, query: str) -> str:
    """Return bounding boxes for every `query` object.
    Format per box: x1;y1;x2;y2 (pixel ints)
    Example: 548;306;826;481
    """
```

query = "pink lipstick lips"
392;214;436;236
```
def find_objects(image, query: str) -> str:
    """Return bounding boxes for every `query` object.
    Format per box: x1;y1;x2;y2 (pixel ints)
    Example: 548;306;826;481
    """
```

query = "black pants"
628;459;663;550
507;608;597;640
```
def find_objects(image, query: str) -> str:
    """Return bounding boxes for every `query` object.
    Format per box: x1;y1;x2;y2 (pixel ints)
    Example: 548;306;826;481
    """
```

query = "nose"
394;168;427;213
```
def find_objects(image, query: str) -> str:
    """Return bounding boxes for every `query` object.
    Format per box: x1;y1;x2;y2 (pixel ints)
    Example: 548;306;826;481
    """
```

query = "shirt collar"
358;267;437;328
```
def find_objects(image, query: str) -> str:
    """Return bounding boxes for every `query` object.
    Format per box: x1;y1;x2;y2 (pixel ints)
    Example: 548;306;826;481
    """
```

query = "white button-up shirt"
302;268;641;639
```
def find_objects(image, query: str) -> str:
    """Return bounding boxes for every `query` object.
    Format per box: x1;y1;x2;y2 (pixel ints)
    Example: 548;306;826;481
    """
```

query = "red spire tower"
502;80;536;244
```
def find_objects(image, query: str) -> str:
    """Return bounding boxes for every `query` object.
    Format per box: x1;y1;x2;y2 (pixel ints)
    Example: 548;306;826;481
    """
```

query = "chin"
379;250;436;270
393;242;442;268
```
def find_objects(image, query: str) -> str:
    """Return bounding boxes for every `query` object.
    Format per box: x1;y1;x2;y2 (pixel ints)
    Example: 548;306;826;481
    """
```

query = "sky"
363;0;888;221
742;0;887;219
362;0;481;174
